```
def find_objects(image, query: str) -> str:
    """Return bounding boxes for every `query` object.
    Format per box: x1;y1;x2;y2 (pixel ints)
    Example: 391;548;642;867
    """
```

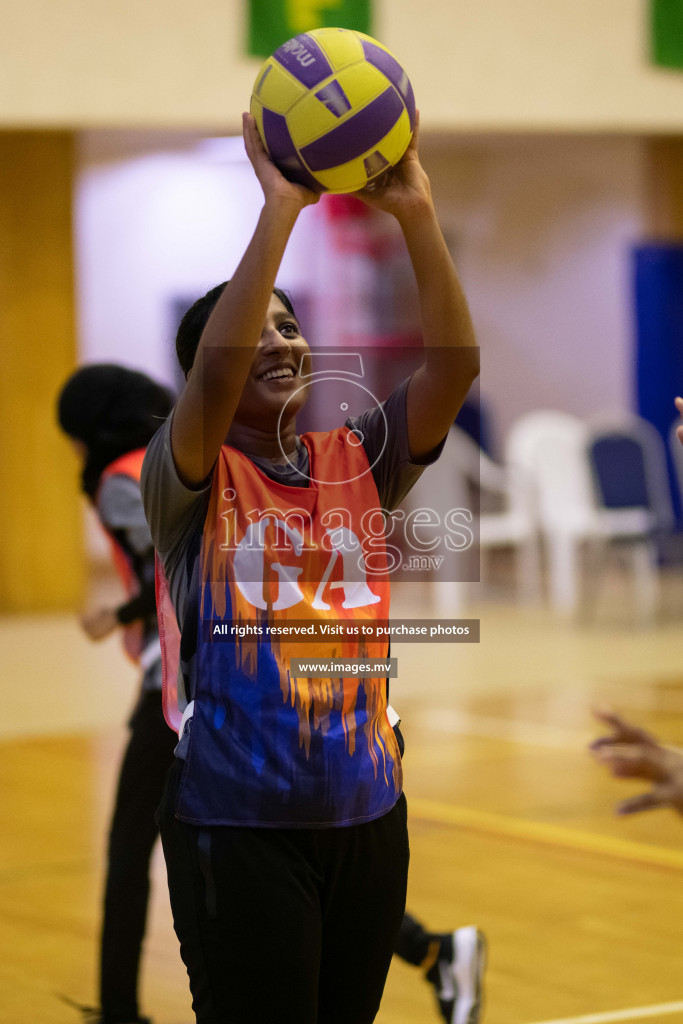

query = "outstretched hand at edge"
590;707;683;816
675;396;683;447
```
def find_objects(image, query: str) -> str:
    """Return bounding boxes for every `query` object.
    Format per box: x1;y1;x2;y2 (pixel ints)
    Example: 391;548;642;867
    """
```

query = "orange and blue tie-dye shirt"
143;379;444;827
171;428;401;826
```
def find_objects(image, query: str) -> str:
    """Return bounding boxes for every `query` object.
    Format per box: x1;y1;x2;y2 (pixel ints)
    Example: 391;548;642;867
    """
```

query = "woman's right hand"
242;113;319;211
80;607;118;641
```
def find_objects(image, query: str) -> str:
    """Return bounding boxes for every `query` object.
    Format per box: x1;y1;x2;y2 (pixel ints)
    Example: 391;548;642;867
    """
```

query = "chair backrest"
454;395;494;457
505;410;595;535
586;414;673;532
400;426;471;519
398;426;477;582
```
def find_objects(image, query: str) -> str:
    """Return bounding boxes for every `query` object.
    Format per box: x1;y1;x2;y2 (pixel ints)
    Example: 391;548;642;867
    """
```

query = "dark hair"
57;363;175;499
175;281;297;379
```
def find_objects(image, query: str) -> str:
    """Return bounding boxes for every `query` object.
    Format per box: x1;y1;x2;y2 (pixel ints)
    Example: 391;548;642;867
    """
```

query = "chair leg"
547;533;581;615
631;540;658;626
577;538;606;624
430;580;466;616
516;537;542;604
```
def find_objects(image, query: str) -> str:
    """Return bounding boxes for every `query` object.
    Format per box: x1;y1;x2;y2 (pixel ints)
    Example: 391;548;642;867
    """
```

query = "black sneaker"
425;926;486;1024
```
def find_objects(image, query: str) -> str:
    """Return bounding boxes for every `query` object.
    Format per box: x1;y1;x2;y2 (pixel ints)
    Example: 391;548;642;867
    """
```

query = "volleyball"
250;27;415;195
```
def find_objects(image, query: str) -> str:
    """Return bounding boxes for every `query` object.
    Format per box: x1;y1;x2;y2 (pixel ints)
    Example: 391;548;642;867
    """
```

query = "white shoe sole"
451;925;486;1024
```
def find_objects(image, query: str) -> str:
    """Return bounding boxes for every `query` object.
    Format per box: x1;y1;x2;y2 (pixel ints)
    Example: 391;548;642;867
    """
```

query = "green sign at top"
247;0;372;58
650;0;683;70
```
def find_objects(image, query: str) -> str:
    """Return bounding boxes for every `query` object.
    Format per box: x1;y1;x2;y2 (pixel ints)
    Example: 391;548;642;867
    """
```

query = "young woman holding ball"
141;111;479;1024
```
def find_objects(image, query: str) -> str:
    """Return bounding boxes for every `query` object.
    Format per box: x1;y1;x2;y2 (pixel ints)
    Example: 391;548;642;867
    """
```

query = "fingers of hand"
80;608;117;640
409;109;420;150
81;617;102;639
593;744;667;782
590;707;654;748
616;788;664;815
591;706;625;733
243;113;263;160
358;169;392;198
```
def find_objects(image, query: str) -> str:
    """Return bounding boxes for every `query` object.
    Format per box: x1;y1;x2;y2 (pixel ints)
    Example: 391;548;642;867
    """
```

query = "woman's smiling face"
232;293;311;434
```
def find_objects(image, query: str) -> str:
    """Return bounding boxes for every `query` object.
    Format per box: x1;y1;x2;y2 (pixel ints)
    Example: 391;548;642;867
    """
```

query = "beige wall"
411;134;646;445
1;0;683;132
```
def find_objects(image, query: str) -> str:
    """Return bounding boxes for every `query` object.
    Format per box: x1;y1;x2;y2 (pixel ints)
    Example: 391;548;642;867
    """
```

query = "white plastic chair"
505;411;594;614
505;409;671;621
401;426;542;609
399;428;471;614
446;426;542;602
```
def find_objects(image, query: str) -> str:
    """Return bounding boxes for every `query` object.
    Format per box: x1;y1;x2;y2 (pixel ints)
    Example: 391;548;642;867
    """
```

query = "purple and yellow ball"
250;27;416;195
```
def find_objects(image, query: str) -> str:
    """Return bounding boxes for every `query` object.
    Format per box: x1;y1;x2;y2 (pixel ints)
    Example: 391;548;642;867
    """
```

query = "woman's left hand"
353;112;431;220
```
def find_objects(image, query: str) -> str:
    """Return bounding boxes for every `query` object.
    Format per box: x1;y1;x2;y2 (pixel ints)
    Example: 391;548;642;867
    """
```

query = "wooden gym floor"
2;570;683;1024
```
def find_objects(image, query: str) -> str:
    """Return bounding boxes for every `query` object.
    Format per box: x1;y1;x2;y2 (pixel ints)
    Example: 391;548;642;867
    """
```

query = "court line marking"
408;798;683;872
526;999;683;1023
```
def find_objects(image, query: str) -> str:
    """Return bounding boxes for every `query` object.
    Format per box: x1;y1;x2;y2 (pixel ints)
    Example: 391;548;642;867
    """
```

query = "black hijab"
57;364;175;499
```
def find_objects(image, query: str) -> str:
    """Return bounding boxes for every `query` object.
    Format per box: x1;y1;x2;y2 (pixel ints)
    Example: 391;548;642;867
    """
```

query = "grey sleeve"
97;475;153;556
347;376;447;512
140;413;211;616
